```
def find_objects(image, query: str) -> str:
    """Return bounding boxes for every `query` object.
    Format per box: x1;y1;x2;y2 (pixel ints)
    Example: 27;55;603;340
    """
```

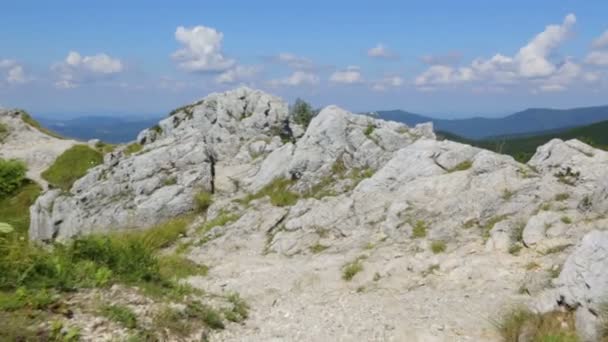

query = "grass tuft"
239;178;299;207
412;220;428;238
194;191;213;212
430;240;446;254
100;303;138;329
448;160;473;172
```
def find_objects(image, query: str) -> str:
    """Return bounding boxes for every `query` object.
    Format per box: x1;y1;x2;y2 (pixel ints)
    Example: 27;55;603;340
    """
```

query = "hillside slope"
24;87;608;341
439;120;608;162
377;105;608;139
0;109;78;188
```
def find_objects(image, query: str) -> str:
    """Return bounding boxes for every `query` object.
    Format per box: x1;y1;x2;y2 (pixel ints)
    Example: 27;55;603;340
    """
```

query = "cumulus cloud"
271;53;314;70
215;65;260;84
415;14;584;92
269;71;320;87
0;59;29;85
330;66;363;84
592;30;608;49
367;43;398;59
420;51;462;66
172;25;235;72
53;51;124;88
372;75;404;91
585;51;608;66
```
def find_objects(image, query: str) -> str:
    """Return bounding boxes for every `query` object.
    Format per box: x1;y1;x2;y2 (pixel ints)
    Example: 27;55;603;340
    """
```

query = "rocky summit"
22;88;608;340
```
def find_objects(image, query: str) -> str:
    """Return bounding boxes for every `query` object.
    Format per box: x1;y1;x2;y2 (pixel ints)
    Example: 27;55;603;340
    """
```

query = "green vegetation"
94;141;116;154
20;111;64;139
493;307;578;342
364;124;376;137
501;188;514;200
561;216;572;224
291;98;315;128
100;303;138;329
448;160;473;172
197;211;240;236
41;145;103;191
239;177;299;207
0;158;27;198
342;257;365;281
223;292;249;323
441;119;608;163
0;181;41;234
412;220;428;238
154;301;225;337
164;176;177;186
0;122;8;142
555;193;570;201
124;142;144;156
508;244;523;255
309;243;329;254
430;240;446;254
0;215;215;339
194;191;213;212
481;215;508;239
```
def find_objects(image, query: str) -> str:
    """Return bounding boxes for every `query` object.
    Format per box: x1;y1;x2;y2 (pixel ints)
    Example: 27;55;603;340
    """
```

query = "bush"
239;178;299;207
41;145;103;191
493;307;577;342
194;191;213;212
430;240;446;254
0;159;26;198
291;98;315;128
0;123;9;142
448;160;473;172
100;304;138;329
412;220;428;238
124;143;143;156
342;257;365;281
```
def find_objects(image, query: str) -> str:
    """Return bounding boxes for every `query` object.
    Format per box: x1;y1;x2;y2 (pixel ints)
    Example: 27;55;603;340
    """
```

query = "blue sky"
1;0;608;118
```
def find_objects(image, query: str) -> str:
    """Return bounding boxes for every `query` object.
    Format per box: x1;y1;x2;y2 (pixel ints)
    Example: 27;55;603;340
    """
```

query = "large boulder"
29;87;292;241
554;230;608;341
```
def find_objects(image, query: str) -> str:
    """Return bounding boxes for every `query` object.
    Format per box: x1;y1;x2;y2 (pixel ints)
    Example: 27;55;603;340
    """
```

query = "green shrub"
555;193;570;201
41;145;103;191
0;159;26;198
0;123;9;142
342;257;365;281
448;160;473;172
493;307;577;342
100;304;137;329
364;124;375;137
430;240;446;254
223;292;249;323
561;216;572;224
194;191;213;212
124;143;143;156
291;98;315;128
0;181;41;239
240;178;299;207
412;220;428;238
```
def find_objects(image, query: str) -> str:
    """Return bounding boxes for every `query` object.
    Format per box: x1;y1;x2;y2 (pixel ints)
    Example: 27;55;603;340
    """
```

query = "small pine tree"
291;98;314;128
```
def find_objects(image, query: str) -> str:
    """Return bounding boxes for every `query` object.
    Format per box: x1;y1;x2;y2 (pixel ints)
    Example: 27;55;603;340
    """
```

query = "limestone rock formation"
24;87;608;341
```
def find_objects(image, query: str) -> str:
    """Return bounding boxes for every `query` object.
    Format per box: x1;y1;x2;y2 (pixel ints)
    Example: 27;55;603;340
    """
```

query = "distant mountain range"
439;120;608;162
36;115;163;143
374;105;608;139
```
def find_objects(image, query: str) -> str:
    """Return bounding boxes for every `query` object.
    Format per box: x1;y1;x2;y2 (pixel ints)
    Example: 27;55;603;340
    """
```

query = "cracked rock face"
22;87;608;340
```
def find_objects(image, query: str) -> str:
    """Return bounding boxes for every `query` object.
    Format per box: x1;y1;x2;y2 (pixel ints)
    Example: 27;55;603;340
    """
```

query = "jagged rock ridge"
26;87;608;341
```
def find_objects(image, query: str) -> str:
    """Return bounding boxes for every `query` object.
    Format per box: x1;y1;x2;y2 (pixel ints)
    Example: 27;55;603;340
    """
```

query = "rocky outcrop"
24;87;608;340
0;109;77;188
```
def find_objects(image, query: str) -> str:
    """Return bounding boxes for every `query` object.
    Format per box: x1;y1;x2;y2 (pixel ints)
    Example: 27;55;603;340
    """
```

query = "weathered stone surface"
0;109;77;188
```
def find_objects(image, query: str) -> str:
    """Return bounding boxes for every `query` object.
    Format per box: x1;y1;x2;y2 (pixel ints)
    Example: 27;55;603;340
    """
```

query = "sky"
1;0;608;118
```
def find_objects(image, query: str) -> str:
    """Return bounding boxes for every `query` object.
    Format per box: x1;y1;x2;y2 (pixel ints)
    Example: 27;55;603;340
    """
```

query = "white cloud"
585;51;608;66
420;51;462;66
53;51;124;88
0;59;29;85
215;65;260;84
514;13;576;78
273;53;314;70
372;75;404;91
7;66;26;84
269;71;320;87
367;43;397;59
172;25;235;72
592;30;608;49
330;66;363;84
415;65;474;87
415;14;582;91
